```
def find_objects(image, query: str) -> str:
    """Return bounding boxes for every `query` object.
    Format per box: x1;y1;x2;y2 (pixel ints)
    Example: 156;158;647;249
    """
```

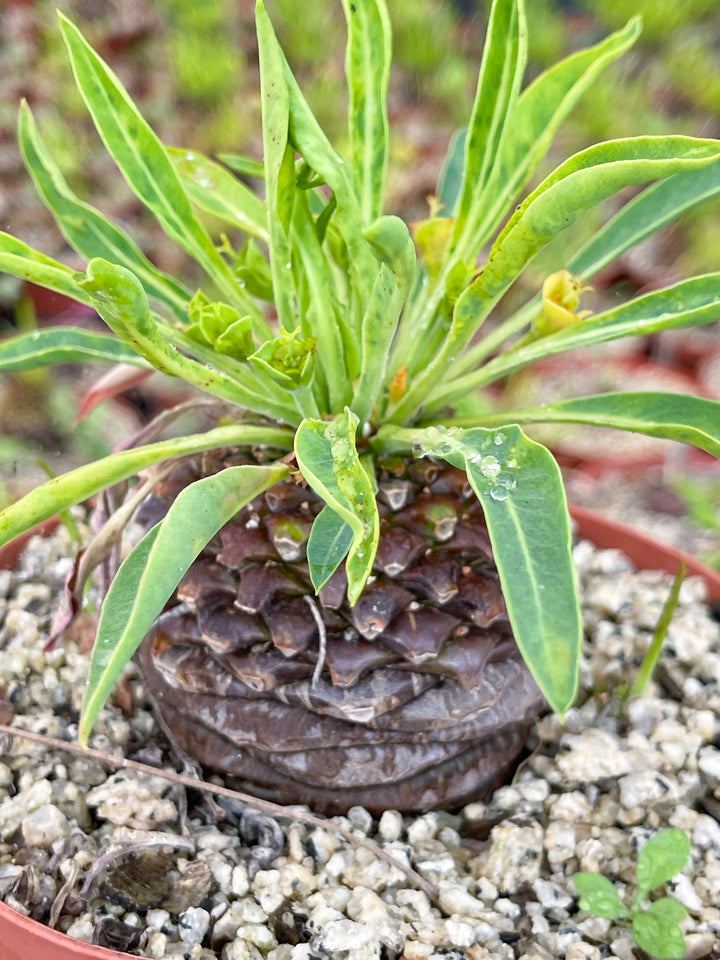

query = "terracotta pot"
0;900;128;960
1;506;719;958
570;503;720;602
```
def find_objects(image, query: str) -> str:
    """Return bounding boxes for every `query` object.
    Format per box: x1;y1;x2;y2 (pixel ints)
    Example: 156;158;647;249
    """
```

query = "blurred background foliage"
2;0;720;257
2;0;719;280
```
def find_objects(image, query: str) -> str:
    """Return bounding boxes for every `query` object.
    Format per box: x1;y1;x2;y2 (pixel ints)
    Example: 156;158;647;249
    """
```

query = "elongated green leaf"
218;153;265;179
290;190;348;410
254;0;374;317
0;423;293;548
78;258;295;420
437;127;466;215
632;901;686;959
352;215;417;424
256;6;300;333
307;505;354;592
295;410;379;604
341;0;391;221
453;428;580;714
573;873;629;919
168;147;269;243
381;423;581;714
80;461;289;742
474;16;641;245
635;830;691;905
429;272;720;407
58;14;247;311
391;138;720;424
466;393;720;460
471;137;720;312
0;233;92;304
569;157;720;279
19;102;190;318
0;327;151;371
449;156;720;376
451;0;526;246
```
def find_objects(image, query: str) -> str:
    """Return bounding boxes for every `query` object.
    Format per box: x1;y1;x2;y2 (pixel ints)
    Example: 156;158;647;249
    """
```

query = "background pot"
570;503;720;602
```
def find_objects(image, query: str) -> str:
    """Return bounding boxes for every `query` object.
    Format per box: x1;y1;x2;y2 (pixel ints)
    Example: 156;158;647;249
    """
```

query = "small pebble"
178;907;211;945
378;809;403;842
21;803;70;847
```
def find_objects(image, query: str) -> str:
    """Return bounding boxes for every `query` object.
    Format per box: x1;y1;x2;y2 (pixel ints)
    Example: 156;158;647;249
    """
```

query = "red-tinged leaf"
76;364;154;422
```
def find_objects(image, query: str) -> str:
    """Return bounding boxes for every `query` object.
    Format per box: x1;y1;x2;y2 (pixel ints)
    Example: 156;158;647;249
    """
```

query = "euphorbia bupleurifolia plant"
1;0;720;811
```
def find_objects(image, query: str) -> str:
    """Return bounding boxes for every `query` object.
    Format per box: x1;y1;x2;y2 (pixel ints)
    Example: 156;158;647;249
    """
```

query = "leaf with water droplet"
399;422;581;715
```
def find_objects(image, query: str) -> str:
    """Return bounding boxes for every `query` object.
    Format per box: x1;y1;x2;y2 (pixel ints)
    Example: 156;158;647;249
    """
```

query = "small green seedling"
574;828;691;959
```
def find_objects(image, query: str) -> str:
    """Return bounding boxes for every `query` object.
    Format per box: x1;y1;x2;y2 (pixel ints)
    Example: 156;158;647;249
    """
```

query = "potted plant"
0;0;719;835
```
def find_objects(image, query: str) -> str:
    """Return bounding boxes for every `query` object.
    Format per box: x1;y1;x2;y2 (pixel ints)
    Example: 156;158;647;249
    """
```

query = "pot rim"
0;899;130;960
569;503;720;601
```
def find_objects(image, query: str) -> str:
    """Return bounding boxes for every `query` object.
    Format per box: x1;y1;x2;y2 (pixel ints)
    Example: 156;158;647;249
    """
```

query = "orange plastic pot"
0;900;129;960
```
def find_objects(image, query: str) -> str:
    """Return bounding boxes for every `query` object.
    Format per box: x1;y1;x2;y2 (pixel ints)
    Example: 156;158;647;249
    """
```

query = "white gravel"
0;523;719;959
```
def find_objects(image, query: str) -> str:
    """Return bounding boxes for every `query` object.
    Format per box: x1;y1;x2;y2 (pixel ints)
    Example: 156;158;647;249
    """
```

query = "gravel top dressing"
0;523;719;960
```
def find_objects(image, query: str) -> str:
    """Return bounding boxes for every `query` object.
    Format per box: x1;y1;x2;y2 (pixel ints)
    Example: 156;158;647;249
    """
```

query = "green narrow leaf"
0;327;152;371
341;0;391;221
168;147;269;243
352;215;417;425
570;157;720;280
457;393;720;460
57;13;248;312
18;102;190;319
217;153;265;179
0;233;93;305
256;5;300;332
629;563;685;699
80;462;290;742
254;0;375;317
437;127;466;215
289;189;348;411
635;830;691;905
480;137;720;304
573;873;630;919
474;15;642;244
447;158;720;377
450;0;526;247
379;423;581;714
307;505;354;592
295;410;379;604
632;901;687;960
0;423;293;549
